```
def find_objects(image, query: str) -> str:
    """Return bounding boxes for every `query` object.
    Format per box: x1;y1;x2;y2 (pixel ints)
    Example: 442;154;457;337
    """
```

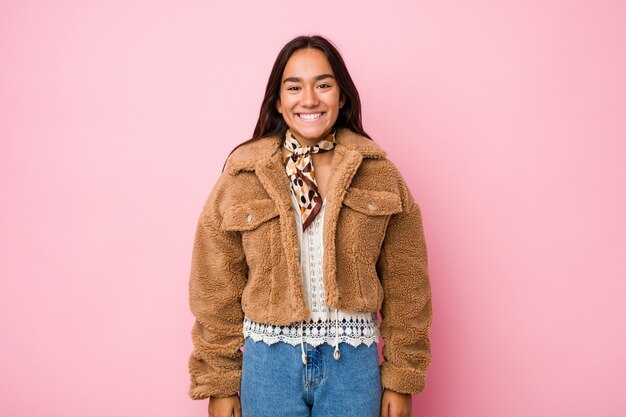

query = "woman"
188;35;432;417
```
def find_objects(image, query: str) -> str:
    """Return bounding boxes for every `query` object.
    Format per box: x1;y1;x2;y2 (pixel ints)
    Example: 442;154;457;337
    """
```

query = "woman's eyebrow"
282;74;336;84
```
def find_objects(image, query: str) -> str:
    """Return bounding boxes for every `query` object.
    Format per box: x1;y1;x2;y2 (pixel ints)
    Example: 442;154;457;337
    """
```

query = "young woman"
188;35;432;417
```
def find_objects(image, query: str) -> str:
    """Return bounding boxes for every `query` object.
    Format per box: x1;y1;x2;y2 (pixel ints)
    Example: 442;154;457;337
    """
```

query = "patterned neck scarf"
283;128;336;231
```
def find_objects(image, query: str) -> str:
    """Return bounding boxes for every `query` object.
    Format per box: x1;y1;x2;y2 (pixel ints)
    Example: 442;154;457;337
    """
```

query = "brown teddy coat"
188;127;432;399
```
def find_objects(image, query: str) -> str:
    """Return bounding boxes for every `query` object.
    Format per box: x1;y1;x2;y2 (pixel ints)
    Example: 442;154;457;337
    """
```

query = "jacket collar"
226;127;387;313
227;127;386;175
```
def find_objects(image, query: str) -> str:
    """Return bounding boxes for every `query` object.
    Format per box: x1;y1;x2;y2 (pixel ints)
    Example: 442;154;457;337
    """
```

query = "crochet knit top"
242;189;380;354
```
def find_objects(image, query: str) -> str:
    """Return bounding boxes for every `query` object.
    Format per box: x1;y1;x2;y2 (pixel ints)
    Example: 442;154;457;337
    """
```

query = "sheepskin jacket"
188;127;432;399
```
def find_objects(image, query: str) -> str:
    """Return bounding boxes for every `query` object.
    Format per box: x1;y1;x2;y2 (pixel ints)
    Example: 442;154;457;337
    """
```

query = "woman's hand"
208;395;241;417
381;388;412;417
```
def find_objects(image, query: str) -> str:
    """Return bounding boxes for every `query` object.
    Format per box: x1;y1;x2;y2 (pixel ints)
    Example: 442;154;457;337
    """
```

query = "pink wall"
2;1;625;416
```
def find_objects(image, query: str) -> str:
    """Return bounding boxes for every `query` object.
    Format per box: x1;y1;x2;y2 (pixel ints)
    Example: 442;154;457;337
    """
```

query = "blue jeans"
240;337;382;417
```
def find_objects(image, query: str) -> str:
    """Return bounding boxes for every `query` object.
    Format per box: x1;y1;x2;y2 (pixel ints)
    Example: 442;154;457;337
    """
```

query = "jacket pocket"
340;188;403;257
221;199;279;232
221;199;281;317
221;199;280;254
342;187;403;216
338;188;403;309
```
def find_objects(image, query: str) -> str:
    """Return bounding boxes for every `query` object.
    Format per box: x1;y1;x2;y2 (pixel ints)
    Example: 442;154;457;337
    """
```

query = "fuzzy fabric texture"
188;127;432;399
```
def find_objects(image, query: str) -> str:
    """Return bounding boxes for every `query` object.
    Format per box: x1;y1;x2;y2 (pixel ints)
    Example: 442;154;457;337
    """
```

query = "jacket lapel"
254;148;311;319
321;144;364;309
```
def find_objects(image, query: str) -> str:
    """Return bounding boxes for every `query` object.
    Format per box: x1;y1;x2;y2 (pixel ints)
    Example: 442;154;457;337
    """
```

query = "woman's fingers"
382;389;412;417
381;392;390;417
208;395;241;417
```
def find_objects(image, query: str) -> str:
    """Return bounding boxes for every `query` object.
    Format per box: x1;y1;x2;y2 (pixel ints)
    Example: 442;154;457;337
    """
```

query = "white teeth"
298;112;323;120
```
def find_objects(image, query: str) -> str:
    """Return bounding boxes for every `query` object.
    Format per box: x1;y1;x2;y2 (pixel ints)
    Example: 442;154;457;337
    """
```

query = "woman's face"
276;48;345;146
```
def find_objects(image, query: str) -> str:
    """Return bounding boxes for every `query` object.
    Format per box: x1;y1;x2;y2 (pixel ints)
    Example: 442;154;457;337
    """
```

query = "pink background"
1;1;625;416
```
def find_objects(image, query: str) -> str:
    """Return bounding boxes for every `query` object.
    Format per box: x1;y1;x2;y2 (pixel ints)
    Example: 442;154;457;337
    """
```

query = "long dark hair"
222;35;370;171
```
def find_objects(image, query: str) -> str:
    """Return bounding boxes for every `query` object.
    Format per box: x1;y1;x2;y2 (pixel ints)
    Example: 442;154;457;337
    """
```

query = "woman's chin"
290;126;333;143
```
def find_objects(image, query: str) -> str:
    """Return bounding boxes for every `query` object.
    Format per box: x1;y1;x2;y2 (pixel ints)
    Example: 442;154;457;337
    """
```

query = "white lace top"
242;190;380;348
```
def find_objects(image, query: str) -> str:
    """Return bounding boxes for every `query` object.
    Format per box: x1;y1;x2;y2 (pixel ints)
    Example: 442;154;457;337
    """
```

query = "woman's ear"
339;94;346;109
276;99;282;114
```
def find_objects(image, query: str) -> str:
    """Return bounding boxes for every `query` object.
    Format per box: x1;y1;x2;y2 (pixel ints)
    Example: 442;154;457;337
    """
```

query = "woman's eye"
317;83;332;89
287;86;300;91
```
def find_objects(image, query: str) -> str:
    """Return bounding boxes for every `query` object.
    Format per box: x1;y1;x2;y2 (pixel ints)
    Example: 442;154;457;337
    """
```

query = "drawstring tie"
300;322;307;364
333;308;341;360
299;308;341;365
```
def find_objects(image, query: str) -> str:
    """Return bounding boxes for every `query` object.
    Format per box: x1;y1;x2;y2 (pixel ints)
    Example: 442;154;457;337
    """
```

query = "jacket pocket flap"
342;187;403;216
221;199;279;231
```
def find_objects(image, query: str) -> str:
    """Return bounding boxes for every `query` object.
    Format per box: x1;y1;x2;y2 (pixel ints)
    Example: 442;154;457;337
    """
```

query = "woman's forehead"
282;49;334;79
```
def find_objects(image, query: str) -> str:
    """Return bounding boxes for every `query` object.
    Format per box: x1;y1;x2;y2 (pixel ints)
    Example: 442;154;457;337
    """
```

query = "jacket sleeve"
376;183;433;395
187;193;248;400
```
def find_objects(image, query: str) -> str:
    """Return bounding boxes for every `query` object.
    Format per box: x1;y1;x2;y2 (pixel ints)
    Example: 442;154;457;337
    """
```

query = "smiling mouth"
297;112;324;120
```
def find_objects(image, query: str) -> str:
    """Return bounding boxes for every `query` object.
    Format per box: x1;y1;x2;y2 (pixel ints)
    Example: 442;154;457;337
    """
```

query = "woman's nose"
301;86;319;106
